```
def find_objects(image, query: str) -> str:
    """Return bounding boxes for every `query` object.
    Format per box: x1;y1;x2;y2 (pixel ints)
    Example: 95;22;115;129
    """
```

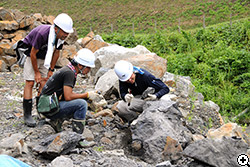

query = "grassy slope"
1;0;249;36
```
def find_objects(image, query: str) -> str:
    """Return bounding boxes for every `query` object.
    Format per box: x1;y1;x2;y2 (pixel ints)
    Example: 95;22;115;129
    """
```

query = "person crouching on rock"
39;48;100;134
114;60;170;123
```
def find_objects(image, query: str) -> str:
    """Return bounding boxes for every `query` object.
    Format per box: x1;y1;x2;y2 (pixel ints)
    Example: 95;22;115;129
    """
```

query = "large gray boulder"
183;137;249;167
130;100;192;164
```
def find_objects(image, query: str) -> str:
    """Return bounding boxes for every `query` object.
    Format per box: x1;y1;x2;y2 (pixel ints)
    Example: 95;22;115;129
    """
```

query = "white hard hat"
74;48;95;68
114;60;133;82
54;13;73;33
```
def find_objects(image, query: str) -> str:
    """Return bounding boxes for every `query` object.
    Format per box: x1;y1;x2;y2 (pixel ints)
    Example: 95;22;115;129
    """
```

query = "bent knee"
75;99;88;107
25;81;35;87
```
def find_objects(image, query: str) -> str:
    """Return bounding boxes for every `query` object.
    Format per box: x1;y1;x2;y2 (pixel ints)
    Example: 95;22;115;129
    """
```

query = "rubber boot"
23;99;36;127
72;119;85;134
48;119;64;133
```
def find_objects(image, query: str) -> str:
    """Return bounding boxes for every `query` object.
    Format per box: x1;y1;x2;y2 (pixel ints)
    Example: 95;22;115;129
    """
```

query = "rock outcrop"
0;7;249;167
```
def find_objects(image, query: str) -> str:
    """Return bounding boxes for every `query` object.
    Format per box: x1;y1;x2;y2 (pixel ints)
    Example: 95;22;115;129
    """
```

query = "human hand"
125;94;134;103
144;94;157;101
87;91;100;100
35;71;42;83
47;70;53;78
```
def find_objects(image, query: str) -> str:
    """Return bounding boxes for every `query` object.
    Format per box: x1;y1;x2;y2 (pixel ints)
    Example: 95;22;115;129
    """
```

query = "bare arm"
30;47;41;83
47;49;60;78
51;49;60;69
63;85;89;101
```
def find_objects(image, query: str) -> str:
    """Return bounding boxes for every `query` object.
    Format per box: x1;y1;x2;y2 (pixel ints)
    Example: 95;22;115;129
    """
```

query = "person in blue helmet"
114;60;170;123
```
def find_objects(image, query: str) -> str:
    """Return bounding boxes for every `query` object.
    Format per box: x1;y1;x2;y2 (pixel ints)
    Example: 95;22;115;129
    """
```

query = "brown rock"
0;47;3;56
0;42;11;55
0;20;19;31
127;53;167;78
0;8;14;21
61;45;78;60
81;37;92;48
206;123;250;145
13;30;27;43
65;28;78;45
47;15;55;25
165;80;176;87
2;55;17;66
85;40;109;53
111;102;119;113
192;134;205;141
0;42;15;56
19;16;35;28
86;31;94;38
131;140;142;151
33;13;43;22
100;137;113;145
93;109;114;118
3;33;15;40
0;60;7;72
11;9;25;23
162;136;183;161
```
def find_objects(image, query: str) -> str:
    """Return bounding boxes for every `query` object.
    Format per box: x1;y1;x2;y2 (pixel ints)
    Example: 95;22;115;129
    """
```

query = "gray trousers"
116;98;145;122
116;94;170;122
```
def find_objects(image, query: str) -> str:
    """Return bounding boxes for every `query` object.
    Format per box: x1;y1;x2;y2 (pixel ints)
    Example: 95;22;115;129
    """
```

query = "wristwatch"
49;67;55;72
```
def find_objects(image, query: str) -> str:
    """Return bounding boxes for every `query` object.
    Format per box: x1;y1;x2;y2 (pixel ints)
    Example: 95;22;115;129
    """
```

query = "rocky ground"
0;70;249;167
0;70;150;166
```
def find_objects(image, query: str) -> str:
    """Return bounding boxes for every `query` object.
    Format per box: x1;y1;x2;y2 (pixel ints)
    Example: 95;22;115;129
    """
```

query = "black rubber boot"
23;99;36;127
48;119;64;133
72;119;85;134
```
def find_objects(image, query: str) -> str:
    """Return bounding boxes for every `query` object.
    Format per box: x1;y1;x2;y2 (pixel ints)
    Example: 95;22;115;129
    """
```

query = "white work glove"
124;94;134;103
87;91;100;100
145;94;157;101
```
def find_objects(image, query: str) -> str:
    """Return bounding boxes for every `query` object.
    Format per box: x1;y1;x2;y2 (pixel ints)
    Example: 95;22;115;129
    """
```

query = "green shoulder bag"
37;93;60;116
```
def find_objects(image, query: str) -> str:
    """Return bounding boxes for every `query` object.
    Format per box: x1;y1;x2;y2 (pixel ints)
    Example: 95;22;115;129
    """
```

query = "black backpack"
13;40;29;68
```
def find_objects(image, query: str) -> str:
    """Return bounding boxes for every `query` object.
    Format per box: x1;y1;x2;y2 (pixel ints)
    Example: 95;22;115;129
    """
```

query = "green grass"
1;0;249;36
101;19;250;125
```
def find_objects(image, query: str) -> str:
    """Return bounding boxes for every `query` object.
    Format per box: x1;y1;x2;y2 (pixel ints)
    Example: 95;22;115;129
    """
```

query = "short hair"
70;59;78;66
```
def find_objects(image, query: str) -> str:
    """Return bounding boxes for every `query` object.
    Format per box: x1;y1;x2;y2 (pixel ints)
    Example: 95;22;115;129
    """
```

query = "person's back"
23;24;50;50
41;66;76;101
23;24;63;59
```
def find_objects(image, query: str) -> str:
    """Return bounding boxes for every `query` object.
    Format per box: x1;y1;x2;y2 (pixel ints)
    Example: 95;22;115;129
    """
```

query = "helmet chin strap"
78;64;86;75
53;25;60;46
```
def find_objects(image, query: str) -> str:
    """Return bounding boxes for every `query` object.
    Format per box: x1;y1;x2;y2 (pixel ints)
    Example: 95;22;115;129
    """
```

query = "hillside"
0;4;249;166
1;0;249;35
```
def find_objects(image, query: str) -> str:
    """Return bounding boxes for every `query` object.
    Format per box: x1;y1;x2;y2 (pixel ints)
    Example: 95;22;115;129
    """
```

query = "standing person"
39;48;100;134
20;13;74;127
114;60;170;123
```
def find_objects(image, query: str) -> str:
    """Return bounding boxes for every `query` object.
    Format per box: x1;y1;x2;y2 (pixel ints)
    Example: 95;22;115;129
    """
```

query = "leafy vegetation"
102;19;250;124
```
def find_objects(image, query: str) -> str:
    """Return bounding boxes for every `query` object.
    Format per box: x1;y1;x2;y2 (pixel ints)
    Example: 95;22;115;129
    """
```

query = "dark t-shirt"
119;68;169;101
41;66;76;101
23;24;63;59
